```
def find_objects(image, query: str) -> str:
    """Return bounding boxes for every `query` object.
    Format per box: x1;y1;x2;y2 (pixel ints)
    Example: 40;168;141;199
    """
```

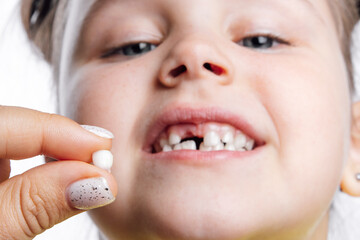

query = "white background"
0;1;95;239
2;1;360;240
0;1;56;175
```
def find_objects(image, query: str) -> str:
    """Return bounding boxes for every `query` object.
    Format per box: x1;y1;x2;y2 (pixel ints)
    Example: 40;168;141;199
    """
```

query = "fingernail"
81;125;114;139
92;150;113;172
67;177;115;210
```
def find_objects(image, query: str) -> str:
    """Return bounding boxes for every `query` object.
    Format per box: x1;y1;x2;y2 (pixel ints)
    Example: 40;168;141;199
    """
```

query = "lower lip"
143;145;264;166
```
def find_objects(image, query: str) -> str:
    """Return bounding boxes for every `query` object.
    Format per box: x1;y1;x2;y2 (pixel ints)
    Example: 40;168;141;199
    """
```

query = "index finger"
0;106;112;162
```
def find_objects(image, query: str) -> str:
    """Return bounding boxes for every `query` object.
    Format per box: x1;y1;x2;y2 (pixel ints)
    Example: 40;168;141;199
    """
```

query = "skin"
57;0;357;239
0;106;117;239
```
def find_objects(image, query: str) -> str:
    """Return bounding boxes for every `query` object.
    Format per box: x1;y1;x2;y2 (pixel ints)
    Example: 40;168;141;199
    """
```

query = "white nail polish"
67;177;115;210
92;150;113;172
81;125;114;139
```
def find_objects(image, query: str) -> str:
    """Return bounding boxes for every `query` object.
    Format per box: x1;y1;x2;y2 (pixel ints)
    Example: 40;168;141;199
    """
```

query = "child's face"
59;0;352;239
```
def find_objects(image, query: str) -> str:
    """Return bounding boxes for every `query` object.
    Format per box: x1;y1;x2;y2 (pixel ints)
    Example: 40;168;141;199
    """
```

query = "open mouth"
152;122;256;153
144;107;264;155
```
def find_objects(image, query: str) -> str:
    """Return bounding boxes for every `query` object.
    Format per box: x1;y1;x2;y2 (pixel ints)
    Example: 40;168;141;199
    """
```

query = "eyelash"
238;34;289;50
101;34;289;59
101;42;157;59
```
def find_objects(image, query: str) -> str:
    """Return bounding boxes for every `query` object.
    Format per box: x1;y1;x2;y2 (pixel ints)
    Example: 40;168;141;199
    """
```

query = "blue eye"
122;42;157;56
240;35;286;50
102;42;157;58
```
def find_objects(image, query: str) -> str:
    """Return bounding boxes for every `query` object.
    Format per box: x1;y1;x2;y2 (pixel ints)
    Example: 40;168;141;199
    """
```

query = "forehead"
70;0;338;55
80;0;332;26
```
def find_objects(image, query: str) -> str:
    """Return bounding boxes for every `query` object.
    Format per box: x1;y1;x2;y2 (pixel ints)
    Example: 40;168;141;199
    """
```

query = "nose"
158;35;233;87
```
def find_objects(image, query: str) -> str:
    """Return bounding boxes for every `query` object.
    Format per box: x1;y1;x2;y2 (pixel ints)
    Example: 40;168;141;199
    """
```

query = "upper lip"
143;105;265;153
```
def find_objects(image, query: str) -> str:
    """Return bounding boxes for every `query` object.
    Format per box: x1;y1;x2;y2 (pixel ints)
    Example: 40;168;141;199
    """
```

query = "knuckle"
16;176;58;237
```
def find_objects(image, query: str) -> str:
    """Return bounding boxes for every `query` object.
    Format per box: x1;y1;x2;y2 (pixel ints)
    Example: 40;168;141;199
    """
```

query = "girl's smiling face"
59;0;351;239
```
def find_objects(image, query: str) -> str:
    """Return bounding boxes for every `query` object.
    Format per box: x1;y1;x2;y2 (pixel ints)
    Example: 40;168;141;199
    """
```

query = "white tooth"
221;131;234;144
199;142;212;151
174;144;182;150
169;133;181;145
160;138;169;148
92;150;113;172
213;143;224;151
162;145;172;152
245;139;255;151
204;131;220;147
234;133;247;150
225;143;235;151
181;140;196;150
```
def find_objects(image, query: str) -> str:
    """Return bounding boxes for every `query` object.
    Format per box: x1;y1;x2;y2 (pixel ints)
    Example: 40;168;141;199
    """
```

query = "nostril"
169;65;187;78
203;63;225;76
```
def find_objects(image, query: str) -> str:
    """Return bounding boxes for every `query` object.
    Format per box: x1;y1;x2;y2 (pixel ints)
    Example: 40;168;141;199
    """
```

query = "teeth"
174;143;182;150
160;138;169;148
181;140;197;150
159;128;256;153
221;132;234;144
200;143;212;151
234;132;247;150
169;133;181;145
245;139;255;151
162;145;172;152
204;131;221;147
224;143;235;151
213;143;224;151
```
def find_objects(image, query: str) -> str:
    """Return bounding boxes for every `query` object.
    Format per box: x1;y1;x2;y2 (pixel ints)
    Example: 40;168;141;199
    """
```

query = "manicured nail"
67;177;115;210
81;125;114;139
92;150;113;172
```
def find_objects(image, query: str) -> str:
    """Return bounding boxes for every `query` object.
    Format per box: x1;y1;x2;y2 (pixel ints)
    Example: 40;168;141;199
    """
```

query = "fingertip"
63;162;118;210
25;160;118;209
0;107;113;162
0;159;119;238
41;115;112;161
102;169;118;197
67;176;117;210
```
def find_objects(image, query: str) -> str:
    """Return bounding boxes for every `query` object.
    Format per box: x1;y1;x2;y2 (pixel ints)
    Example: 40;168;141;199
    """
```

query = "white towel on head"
328;190;360;240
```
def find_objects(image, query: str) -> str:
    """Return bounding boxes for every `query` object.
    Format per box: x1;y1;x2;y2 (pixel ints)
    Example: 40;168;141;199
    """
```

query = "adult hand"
0;106;117;240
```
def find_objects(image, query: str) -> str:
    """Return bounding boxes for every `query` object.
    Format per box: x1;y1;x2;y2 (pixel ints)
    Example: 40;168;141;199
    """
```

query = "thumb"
0;161;117;240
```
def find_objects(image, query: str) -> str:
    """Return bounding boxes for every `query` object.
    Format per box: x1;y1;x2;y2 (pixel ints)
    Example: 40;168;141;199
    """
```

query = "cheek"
63;62;152;123
61;62;159;213
60;62;157;161
255;54;351;198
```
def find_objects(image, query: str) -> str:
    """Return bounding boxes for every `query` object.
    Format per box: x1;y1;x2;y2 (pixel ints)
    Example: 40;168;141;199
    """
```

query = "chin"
133;198;252;240
130;170;293;240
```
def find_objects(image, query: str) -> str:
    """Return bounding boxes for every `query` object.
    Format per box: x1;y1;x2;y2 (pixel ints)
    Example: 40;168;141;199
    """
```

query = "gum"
163;122;237;140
